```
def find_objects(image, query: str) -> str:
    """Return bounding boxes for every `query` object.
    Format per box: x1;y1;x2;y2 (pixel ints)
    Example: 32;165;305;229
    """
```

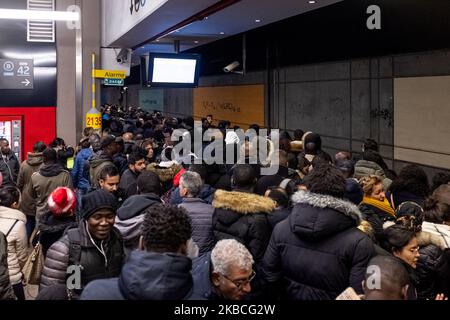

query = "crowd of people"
1;104;450;300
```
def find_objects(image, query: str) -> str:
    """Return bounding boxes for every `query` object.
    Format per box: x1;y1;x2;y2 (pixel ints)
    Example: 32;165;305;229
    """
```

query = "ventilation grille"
27;0;55;43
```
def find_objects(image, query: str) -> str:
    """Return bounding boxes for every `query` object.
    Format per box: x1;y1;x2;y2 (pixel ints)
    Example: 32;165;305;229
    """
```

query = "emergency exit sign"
0;59;34;89
104;78;124;86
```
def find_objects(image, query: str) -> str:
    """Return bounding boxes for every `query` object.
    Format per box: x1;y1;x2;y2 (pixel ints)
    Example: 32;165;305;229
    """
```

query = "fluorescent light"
0;9;79;21
308;1;317;4
255;19;261;23
220;32;225;35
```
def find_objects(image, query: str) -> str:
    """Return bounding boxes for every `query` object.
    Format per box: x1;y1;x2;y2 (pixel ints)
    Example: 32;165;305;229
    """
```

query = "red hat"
47;187;76;217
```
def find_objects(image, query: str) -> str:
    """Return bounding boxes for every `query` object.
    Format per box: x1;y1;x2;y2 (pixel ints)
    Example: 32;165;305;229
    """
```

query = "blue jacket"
190;252;221;300
71;148;92;191
81;250;193;300
170;184;216;205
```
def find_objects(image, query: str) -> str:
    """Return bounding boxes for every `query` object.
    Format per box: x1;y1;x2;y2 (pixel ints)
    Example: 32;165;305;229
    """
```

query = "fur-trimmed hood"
212;189;276;214
290;190;362;241
292;191;362;223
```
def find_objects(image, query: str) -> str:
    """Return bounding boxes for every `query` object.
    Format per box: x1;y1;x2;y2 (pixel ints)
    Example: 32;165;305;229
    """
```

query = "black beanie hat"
81;189;117;220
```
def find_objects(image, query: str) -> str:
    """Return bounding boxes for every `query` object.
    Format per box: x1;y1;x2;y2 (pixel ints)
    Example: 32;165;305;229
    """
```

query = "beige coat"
0;206;28;285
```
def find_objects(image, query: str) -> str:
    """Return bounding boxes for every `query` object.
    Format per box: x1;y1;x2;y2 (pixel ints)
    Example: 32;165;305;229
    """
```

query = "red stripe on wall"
0;107;56;160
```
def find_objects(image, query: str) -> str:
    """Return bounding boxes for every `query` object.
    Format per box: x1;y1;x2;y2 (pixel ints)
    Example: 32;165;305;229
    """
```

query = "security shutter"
27;0;55;43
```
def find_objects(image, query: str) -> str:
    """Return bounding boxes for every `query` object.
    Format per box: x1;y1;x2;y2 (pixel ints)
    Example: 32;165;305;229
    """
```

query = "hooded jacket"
0;231;15;300
71;148;93;191
190;251;221;300
80;250;193;300
0;206;27;285
115;193;161;251
212;190;276;262
263;190;375;300
88;151;114;188
27;163;72;221
354;160;392;190
17;152;44;215
415;231;450;300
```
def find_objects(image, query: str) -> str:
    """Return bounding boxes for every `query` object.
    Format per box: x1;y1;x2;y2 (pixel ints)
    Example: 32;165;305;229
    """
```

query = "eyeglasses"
221;270;256;290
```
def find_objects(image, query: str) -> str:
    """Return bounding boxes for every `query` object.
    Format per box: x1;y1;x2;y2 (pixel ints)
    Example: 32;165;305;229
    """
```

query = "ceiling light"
141;46;145;49
308;0;316;4
194;41;199;44
220;32;225;35
156;39;160;42
255;19;261;23
0;8;79;21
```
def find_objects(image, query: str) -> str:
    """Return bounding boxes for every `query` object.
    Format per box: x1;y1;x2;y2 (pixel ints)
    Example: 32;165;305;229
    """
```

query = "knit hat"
344;179;364;205
47;187;76;217
81;189;117;220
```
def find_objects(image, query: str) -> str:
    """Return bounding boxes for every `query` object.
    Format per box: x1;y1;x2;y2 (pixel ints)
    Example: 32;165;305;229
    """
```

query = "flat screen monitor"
147;53;201;88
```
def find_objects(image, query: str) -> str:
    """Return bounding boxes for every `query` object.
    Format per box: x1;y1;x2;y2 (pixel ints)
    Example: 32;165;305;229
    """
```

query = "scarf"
362;196;395;217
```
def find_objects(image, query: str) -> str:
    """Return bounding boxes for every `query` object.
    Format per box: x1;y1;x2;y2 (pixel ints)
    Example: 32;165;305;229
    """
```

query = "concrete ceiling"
115;0;343;65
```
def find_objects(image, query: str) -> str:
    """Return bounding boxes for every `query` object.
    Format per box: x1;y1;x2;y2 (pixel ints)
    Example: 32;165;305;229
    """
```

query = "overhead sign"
104;78;124;86
93;69;126;79
0;59;34;89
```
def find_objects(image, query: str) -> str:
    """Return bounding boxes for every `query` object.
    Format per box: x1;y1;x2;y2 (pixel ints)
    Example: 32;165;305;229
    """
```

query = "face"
0;140;11;154
99;175;120;193
370;183;385;201
393;237;420;269
130;159;146;174
87;209;116;240
207;116;213;124
145;145;154;159
179;179;188;197
212;265;254;300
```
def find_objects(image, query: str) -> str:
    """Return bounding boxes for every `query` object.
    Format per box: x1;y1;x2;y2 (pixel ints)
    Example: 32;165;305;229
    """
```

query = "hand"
435;293;448;300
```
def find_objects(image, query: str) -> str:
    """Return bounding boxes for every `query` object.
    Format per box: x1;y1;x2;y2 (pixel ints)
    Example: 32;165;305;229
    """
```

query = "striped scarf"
362;196;396;217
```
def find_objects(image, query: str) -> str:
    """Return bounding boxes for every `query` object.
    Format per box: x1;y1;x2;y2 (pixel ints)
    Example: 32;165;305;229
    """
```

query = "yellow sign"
86;113;102;130
93;69;126;79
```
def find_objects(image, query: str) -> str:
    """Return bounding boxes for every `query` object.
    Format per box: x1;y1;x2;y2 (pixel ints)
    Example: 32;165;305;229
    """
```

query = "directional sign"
93;69;126;79
0;59;34;89
104;78;124;86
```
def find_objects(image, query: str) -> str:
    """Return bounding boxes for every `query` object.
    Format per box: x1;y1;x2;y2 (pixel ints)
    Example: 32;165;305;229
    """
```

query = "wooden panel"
193;85;264;129
394;76;450;169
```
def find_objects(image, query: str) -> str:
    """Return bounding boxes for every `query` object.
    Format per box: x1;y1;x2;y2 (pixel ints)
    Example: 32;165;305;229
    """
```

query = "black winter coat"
416;232;450;300
263;190;375;300
359;203;395;243
37;212;78;256
212;190;276;262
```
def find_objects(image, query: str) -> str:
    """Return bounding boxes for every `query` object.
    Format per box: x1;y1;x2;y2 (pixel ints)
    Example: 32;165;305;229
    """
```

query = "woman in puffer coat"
0;186;28;300
263;164;375;300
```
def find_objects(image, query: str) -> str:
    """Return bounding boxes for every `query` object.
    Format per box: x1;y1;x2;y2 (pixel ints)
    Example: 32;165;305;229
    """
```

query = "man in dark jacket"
88;135;119;189
0;231;15;300
191;239;255;300
40;189;124;296
118;149;146;199
0;138;20;186
212;164;275;263
263;163;375;300
80;204;193;300
17;141;46;237
170;164;216;205
115;171;162;252
179;171;215;255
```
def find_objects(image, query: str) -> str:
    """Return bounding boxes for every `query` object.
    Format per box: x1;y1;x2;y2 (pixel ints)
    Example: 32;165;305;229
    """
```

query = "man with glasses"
191;239;255;300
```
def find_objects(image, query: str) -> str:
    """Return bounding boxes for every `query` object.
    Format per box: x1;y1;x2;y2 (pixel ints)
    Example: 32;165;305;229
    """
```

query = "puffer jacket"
0;206;27;285
263;190;375;300
40;221;124;291
416;231;450;300
80;250;193;300
27;163;73;222
17;152;44;216
179;198;215;255
354;160;392;190
212;189;276;262
71;148;92;191
0;231;15;300
0;152;19;186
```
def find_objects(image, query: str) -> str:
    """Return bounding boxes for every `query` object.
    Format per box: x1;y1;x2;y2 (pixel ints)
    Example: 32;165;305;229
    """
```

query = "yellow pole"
92;52;95;109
